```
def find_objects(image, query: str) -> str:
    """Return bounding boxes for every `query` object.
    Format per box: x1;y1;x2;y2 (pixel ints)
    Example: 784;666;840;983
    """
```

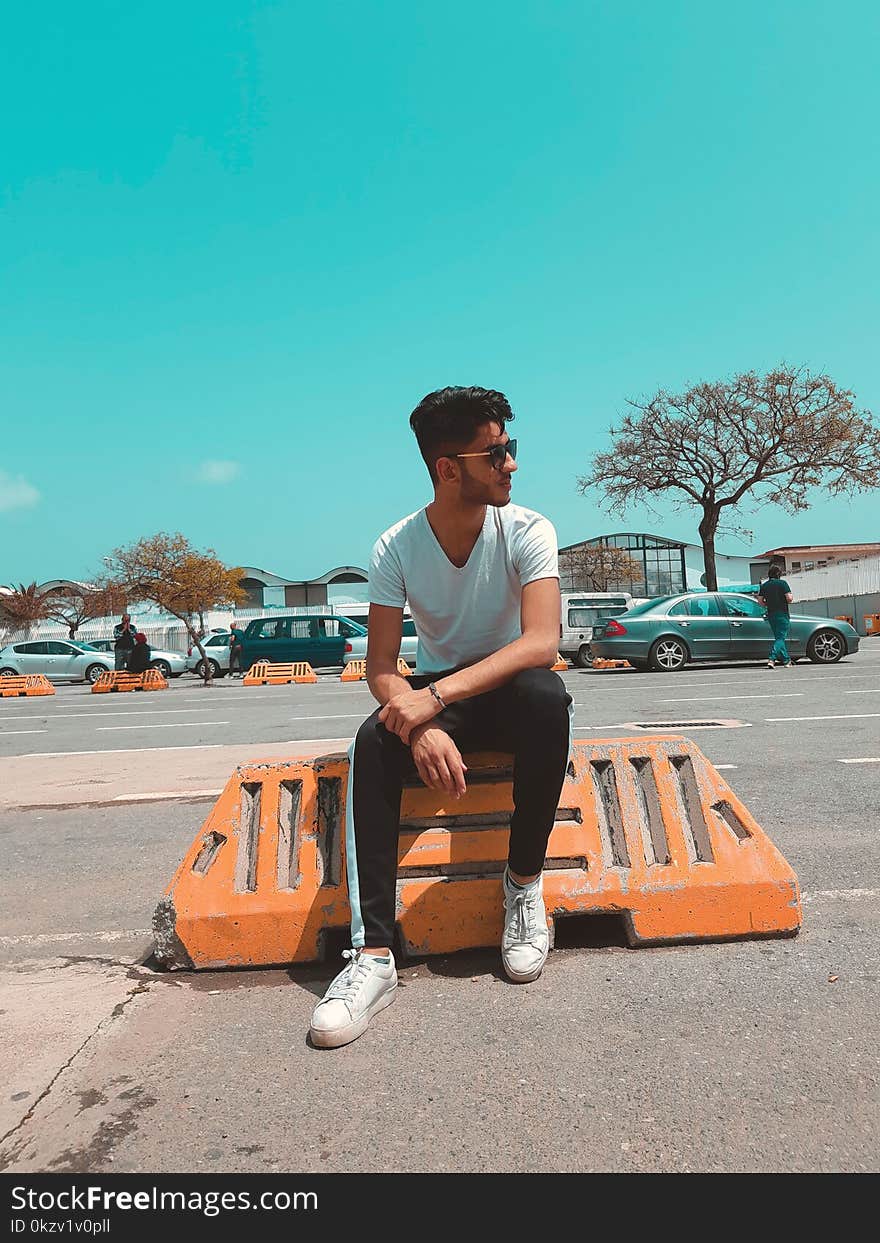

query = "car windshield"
622;597;675;617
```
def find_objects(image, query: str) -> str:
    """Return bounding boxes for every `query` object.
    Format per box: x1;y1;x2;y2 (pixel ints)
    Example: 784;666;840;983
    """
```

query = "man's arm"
378;577;561;744
365;603;410;706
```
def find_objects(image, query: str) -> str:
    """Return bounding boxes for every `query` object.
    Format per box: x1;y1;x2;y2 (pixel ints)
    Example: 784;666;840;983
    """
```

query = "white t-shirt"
368;503;559;674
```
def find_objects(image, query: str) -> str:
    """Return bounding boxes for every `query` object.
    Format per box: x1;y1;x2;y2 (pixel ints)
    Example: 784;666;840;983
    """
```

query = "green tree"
103;534;246;684
578;365;880;590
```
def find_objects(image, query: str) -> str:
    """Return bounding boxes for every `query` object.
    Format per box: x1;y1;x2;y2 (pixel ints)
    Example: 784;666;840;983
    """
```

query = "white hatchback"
0;640;113;684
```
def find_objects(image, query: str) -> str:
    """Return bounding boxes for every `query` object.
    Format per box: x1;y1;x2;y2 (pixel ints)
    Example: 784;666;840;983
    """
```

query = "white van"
559;591;633;667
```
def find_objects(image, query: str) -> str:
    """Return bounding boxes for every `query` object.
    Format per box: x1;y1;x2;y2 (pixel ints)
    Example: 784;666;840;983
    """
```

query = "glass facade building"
559;533;687;597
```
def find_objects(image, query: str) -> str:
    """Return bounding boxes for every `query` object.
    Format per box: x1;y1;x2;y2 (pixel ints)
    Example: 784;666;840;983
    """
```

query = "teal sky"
2;1;878;585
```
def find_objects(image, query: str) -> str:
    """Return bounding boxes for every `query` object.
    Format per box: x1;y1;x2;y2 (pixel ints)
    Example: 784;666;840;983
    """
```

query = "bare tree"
103;533;246;684
578;365;880;590
560;544;644;592
42;583;128;640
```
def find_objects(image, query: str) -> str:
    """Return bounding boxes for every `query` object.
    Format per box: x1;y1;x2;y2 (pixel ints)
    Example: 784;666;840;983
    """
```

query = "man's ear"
435;456;457;484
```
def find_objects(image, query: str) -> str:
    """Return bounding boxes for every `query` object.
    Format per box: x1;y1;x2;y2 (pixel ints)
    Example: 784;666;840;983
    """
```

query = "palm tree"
0;581;49;641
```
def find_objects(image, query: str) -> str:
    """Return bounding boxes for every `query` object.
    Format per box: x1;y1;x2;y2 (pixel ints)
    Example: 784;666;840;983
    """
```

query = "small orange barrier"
551;653;567;670
592;658;631;669
0;674;55;698
340;658;412;682
242;661;318;686
153;736;802;970
92;669;168;693
864;614;880;635
834;615;854;626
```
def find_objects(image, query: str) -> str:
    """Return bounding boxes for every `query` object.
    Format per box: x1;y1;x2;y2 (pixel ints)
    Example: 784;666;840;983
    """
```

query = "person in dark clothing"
126;632;151;675
758;565;794;668
113;614;137;671
228;623;245;677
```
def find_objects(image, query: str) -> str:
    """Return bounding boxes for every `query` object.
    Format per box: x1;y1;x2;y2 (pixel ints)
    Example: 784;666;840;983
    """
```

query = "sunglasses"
451;438;517;471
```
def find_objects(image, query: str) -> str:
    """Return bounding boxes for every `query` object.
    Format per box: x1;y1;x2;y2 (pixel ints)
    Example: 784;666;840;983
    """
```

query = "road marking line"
801;889;880;902
714;764;738;769
658;694;803;703
764;713;880;722
16;744;227;757
96;721;230;731
838;758;880;764
286;713;370;721
0;708;219;720
846;689;880;693
113;790;223;801
0;729;49;735
0;929;152;947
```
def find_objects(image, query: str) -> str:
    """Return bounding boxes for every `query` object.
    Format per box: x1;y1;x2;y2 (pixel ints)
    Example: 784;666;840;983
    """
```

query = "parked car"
186;632;232;678
342;616;420;668
0;639;112;684
559;591;633;667
78;637;187;679
239;614;367;671
589;592;860;671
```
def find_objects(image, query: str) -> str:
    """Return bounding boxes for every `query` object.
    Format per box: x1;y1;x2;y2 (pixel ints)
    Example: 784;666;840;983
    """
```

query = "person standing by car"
308;385;572;1050
759;565;794;668
126;632;151;675
113;614;137;671
228;622;245;677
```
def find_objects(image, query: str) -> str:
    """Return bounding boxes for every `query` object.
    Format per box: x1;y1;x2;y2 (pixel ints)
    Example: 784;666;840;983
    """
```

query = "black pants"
346;668;573;948
229;645;242;675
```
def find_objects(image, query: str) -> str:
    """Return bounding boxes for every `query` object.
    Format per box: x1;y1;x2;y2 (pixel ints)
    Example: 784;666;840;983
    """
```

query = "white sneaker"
501;868;550;983
309;949;397;1048
766;660;775;669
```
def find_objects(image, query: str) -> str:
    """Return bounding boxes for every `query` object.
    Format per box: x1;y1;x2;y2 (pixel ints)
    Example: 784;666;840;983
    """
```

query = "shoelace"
324;949;374;1004
506;886;540;943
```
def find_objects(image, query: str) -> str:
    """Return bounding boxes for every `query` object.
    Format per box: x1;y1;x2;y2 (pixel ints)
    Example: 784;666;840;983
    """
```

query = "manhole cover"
624;719;751;731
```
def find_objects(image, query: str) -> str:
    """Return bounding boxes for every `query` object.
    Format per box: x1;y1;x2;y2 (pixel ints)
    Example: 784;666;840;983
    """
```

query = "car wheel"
648;637;689;672
196;658;224;678
85;663;106;684
151;660;172;678
806;629;845;664
574;644;592;668
0;667;18;678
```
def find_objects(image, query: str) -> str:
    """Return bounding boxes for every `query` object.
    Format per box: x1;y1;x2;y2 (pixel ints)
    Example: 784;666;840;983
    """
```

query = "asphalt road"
1;647;878;1173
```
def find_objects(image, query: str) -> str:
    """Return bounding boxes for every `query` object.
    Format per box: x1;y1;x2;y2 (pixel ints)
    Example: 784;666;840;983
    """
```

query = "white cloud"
196;460;241;485
0;470;40;512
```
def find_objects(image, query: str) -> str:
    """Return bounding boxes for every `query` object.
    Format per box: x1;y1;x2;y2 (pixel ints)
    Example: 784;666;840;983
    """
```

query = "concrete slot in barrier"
0;674;56;698
242;661;318;685
551;654;567;670
92;669;168;693
153;737;802;970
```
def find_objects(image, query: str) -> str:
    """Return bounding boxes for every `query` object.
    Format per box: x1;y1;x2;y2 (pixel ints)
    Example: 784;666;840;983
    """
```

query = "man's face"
451;421;517;508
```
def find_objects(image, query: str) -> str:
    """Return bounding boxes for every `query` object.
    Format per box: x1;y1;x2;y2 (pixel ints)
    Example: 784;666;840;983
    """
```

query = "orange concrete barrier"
242;661;318;686
0;674;55;698
834;615;854;626
592;658;631;669
551;653;567;670
864;614;880;635
153;736;802;970
340;658;412;682
92;669;168;693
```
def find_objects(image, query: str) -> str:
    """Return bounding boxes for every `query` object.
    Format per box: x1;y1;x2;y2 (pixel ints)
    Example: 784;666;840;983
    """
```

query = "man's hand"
378;687;440;744
410;725;468;798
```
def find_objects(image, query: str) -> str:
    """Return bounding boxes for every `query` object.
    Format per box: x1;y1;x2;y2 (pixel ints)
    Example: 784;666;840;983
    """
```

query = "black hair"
768;564;783;579
409;386;514;482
